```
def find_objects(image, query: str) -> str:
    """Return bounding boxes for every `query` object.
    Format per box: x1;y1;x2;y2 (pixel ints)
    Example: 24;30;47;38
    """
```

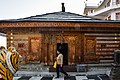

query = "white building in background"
84;0;120;20
0;33;7;48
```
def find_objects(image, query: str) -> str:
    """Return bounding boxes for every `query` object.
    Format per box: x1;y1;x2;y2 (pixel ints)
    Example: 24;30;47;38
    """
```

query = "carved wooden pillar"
75;34;82;64
39;34;42;63
52;34;57;64
41;34;46;64
44;34;50;65
81;33;85;62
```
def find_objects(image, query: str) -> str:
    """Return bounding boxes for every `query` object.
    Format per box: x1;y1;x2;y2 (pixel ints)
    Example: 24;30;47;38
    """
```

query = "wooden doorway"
57;43;68;65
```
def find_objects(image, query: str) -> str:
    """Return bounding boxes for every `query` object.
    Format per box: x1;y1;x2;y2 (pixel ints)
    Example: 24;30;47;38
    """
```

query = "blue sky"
0;0;102;20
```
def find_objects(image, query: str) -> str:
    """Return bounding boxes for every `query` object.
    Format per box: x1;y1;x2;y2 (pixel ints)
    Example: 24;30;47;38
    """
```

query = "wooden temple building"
0;9;120;65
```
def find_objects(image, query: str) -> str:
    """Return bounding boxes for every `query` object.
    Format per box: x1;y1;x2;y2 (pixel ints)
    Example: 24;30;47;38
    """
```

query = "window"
116;0;120;4
18;43;24;48
116;12;120;20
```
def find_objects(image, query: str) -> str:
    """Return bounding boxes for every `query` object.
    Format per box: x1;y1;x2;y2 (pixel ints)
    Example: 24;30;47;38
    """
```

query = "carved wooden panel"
85;37;96;55
84;37;99;63
30;37;40;53
26;37;41;62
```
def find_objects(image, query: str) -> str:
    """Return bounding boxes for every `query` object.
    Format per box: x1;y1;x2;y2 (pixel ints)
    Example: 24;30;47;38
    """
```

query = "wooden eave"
0;21;120;28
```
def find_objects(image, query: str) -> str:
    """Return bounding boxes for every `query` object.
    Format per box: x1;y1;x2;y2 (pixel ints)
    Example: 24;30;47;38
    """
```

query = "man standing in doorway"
55;50;68;78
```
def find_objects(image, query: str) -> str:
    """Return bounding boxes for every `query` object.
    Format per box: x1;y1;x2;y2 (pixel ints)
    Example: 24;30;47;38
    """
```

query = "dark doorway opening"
57;43;68;65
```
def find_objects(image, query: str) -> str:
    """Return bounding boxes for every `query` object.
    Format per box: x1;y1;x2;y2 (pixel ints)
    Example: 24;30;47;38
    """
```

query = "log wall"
85;33;120;63
7;32;120;64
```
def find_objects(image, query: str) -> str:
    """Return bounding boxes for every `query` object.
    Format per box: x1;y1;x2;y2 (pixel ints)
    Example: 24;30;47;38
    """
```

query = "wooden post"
81;33;84;62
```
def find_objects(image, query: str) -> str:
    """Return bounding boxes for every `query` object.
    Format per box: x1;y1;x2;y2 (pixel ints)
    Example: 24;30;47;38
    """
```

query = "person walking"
55;50;68;78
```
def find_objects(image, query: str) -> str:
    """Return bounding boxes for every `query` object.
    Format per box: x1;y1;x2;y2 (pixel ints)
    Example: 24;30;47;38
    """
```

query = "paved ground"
13;74;111;80
13;70;111;80
14;69;111;77
13;64;112;80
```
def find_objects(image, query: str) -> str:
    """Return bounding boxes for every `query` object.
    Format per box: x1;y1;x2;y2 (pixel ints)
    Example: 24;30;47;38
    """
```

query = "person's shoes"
55;77;59;78
65;74;70;77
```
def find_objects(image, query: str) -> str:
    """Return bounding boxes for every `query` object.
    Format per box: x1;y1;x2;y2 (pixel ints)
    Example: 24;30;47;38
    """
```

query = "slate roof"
0;11;120;22
20;11;100;22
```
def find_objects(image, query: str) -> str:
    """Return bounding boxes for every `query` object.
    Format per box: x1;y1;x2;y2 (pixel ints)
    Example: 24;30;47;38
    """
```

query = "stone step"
19;64;49;71
100;60;114;63
14;70;111;78
49;65;77;72
19;63;112;72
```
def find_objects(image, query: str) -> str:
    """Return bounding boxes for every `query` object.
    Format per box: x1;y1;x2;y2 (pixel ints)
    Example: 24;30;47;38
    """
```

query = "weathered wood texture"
85;33;120;63
1;22;120;28
4;22;120;65
7;31;120;64
7;32;84;64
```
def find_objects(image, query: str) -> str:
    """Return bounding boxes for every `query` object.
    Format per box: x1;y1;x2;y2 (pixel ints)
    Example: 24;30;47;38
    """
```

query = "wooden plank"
97;43;119;45
96;46;120;49
97;49;115;51
97;54;114;56
85;35;120;37
99;57;114;60
84;56;99;63
97;39;120;41
8;39;28;41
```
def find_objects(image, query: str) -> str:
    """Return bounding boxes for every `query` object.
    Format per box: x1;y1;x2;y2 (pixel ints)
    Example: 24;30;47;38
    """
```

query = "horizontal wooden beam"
0;22;120;28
